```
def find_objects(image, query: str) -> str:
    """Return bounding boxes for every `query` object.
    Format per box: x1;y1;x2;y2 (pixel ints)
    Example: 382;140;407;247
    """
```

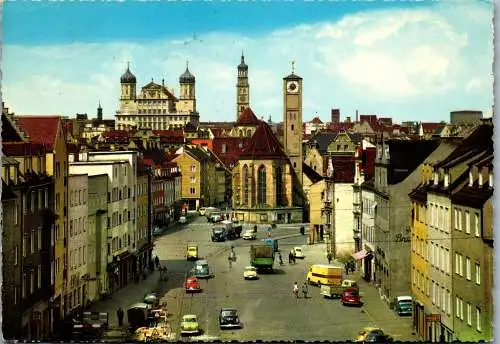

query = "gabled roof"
238;121;288;160
421;122;443;133
307;132;336;154
15;116;61;150
3;142;46;157
235;108;260;126
2;113;26;142
310;117;323;124
212;137;252;167
450;168;493;209
303;162;323;183
322;155;356;183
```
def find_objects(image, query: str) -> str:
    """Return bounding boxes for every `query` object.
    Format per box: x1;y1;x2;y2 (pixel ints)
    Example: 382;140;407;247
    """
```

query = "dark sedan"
219;308;242;329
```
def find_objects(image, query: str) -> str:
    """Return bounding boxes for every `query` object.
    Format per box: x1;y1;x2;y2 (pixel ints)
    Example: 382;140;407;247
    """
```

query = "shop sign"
425;314;441;322
395;233;411;243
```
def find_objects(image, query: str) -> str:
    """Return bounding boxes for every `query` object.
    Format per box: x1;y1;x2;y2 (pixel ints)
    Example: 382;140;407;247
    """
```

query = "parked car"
143;293;159;306
354;327;393;342
152;226;162;236
342;287;363;307
291;247;305;259
242;229;257;240
211;227;226;242
243;266;258;280
184;276;202;293
186;245;199;261
219;308;241;329
180;314;200;335
179;216;187;224
198;207;207;216
394;295;413;316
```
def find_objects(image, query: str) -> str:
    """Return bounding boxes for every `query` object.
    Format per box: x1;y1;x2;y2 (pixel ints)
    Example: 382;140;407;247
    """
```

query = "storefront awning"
352;249;369;260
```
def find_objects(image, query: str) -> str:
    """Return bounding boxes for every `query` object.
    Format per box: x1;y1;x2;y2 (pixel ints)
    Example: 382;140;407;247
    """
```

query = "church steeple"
97;100;103;121
236;52;250;120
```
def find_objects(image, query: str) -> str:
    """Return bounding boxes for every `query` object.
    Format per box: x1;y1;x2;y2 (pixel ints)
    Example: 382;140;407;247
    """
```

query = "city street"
91;215;415;342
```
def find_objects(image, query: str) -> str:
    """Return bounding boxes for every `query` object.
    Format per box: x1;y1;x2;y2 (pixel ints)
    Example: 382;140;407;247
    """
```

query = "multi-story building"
87;174;109;300
136;161;151;273
408;123;493;342
451;156;493;342
173;145;213;210
373;139;439;304
69;157;134;291
66;174;89;315
3;141;55;340
359;178;376;282
115;63;199;130
15;116;68;331
2;156;24;340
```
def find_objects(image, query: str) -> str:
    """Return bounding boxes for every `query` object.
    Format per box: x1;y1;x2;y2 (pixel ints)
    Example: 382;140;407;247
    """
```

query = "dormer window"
489;171;493;188
478;170;483;187
444;171;449;188
469;171;474;187
433;171;439;186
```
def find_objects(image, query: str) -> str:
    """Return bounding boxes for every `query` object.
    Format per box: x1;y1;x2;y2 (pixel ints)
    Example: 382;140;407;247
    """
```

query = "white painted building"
333;183;355;256
69;155;133;291
360;181;376;281
67;174;89;311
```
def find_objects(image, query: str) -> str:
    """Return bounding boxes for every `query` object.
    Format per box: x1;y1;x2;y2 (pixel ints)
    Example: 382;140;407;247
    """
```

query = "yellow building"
16;116;68;331
409;181;430;339
308;179;327;244
173;145;215;210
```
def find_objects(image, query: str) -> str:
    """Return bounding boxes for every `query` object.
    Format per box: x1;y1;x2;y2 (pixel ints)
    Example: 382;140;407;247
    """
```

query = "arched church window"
257;165;266;206
243;165;249;205
275;166;283;206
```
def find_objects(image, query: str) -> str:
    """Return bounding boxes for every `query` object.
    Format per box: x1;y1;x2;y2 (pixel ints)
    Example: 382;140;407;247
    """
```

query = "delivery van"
306;264;344;286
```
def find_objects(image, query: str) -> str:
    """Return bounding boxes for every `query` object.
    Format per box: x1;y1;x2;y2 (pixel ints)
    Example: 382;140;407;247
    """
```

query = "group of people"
293;282;309;298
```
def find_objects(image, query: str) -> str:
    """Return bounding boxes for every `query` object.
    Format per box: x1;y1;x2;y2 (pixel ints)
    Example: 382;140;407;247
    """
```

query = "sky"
1;1;494;124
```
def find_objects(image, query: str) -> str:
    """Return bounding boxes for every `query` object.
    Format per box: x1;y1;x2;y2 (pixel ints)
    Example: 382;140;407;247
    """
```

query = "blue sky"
2;1;493;123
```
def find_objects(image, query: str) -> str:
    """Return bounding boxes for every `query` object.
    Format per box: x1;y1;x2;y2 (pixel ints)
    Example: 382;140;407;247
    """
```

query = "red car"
184;276;202;293
342;287;363;307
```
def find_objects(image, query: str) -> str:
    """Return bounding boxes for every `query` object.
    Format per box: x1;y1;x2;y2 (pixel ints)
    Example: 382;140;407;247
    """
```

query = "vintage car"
243;266;258;280
242;229;257;240
219;308;241;329
291;247;305;259
354;327;393;342
342;287;363;307
184;276;202;293
180;314;200;335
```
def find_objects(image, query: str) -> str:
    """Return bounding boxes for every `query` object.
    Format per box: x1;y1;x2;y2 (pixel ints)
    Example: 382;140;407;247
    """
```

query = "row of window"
456;297;482;331
69;216;87;237
109;186;130;203
20;228;43;260
454;208;480;236
111;234;130;253
455;253;481;284
362;224;375;244
108;210;133;228
112;165;127;178
69;245;86;270
26;188;50;214
69;189;87;207
428;203;450;232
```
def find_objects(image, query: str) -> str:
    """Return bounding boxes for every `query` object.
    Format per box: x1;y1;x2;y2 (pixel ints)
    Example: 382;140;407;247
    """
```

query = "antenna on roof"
291;60;295;74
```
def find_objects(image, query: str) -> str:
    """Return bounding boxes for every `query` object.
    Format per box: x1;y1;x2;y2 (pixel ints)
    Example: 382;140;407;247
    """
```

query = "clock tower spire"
236;52;250;120
283;61;303;198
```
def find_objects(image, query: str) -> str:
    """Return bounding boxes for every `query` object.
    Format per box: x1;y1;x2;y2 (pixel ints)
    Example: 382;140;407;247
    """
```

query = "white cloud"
1;3;492;123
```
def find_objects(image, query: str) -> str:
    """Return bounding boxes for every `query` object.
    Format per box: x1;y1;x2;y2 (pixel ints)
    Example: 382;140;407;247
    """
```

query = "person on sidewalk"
327;252;332;264
301;282;309;299
155;256;160;269
117;307;124;327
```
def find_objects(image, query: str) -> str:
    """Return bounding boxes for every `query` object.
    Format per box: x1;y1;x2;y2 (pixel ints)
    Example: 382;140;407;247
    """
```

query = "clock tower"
283;62;303;191
236;53;250;120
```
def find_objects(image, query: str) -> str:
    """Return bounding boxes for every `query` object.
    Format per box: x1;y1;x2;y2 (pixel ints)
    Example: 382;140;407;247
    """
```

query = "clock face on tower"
286;81;299;94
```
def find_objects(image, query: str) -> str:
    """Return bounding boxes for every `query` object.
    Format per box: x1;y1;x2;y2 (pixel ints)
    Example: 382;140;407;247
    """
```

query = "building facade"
87;174;109;299
115;64;199;130
66;174;89;315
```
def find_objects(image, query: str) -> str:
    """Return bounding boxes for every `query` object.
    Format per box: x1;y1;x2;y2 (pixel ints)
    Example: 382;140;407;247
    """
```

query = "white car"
179;216;187;224
242;229;257;240
291;247;305;259
243;266;258;280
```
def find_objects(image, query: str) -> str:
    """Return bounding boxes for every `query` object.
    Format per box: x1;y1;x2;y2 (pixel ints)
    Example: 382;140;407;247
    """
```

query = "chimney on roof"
162;79;165;86
346;116;351;123
356;110;359;123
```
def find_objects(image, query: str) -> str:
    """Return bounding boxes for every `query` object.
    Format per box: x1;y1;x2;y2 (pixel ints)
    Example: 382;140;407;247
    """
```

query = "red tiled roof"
3;142;46;157
153;130;184;138
238;121;287;160
310;117;323;124
212;137;252;167
16;116;61;150
327;122;354;132
322;155;356;183
235;107;260;126
421;122;443;133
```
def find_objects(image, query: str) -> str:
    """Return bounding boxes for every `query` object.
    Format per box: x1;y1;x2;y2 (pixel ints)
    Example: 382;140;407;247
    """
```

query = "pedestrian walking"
293;282;299;298
301;282;309;299
345;264;349;275
327;252;332;264
117;307;124;327
154;256;160;269
288;252;293;264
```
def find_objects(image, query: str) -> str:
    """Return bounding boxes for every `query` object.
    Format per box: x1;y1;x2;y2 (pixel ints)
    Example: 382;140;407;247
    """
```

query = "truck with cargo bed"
250;245;275;271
